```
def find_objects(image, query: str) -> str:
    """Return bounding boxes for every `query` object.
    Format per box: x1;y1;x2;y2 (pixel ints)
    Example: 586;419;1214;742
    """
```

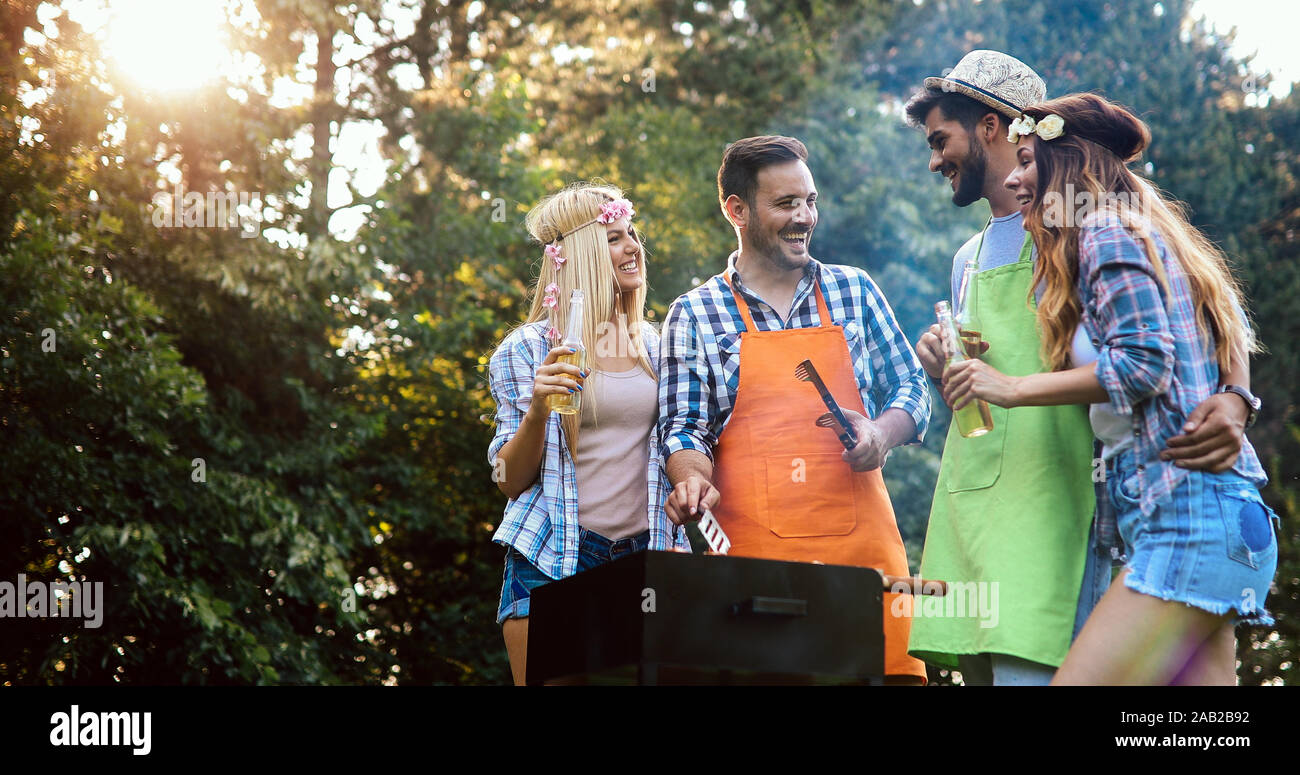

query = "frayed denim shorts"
496;528;651;624
1107;450;1279;626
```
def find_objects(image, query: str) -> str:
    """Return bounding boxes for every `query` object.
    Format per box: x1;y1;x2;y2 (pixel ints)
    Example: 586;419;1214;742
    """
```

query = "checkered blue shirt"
487;321;688;579
1079;221;1266;515
658;253;931;461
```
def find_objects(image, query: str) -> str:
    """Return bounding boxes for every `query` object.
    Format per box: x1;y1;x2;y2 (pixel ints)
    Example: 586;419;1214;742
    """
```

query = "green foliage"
2;0;1297;686
0;213;384;683
1;1;388;684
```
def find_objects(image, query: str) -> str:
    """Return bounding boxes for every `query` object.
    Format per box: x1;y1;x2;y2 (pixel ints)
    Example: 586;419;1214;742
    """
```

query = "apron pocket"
944;404;1009;492
762;453;857;537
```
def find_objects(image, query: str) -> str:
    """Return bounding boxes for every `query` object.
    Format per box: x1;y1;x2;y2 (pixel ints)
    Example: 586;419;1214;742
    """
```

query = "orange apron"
711;274;926;682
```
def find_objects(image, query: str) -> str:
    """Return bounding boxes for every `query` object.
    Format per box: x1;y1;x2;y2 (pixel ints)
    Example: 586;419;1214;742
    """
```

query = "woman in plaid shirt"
944;93;1278;685
486;184;688;685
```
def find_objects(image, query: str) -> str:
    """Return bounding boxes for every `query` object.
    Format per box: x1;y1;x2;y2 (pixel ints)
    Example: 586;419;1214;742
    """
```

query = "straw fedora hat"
923;50;1046;119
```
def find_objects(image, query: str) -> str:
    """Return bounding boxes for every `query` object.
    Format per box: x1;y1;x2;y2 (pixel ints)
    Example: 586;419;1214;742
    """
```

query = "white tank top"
1071;326;1134;461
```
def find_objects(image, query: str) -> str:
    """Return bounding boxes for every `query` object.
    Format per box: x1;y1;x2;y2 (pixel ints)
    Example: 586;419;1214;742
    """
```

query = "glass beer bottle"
955;255;977;327
935;300;993;438
548;289;587;415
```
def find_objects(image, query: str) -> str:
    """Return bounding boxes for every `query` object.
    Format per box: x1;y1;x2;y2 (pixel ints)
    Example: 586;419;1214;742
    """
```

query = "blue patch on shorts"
1107;451;1279;627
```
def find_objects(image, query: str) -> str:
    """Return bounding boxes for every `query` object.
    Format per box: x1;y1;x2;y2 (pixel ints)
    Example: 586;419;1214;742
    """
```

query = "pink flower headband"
542;282;562;341
541;197;635;341
543;197;636;263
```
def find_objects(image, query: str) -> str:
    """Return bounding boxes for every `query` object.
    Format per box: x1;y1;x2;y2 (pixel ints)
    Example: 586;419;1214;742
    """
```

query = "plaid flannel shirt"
487;321;688;580
658;253;930;461
1078;220;1266;516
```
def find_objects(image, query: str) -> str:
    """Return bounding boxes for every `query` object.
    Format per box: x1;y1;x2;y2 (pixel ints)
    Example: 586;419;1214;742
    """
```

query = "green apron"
909;230;1095;669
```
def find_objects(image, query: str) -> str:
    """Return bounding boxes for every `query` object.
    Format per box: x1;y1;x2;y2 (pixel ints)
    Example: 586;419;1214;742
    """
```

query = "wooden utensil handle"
880;574;948;596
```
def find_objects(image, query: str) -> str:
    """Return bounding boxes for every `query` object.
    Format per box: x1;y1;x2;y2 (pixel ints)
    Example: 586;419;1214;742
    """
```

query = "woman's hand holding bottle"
528;345;589;415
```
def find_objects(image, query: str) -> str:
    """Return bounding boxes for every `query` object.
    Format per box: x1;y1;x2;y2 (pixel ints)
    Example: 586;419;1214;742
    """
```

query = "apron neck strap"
973;217;992;264
1017;231;1034;264
724;269;830;332
962;220;1035;317
974;217;1034;266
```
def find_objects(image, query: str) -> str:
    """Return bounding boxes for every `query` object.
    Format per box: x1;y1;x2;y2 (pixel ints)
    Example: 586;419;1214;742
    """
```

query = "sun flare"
102;0;231;91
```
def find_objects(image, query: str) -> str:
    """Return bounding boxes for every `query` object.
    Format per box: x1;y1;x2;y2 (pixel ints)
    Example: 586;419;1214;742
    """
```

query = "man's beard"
750;220;806;271
952;137;987;208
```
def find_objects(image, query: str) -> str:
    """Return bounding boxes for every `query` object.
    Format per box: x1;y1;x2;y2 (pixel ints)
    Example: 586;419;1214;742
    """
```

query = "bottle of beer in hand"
935;300;993;438
548;289;587;415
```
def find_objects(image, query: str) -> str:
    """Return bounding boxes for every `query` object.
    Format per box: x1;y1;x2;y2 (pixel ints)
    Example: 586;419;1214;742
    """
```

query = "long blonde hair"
517;182;656;457
1021;93;1258;373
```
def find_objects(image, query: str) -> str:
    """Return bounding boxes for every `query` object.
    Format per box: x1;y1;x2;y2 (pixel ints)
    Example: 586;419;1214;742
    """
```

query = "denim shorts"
496;528;651;624
1108;450;1279;626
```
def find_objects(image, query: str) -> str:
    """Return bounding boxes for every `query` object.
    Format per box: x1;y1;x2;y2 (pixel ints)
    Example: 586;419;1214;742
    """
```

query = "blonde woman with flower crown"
486;183;688;685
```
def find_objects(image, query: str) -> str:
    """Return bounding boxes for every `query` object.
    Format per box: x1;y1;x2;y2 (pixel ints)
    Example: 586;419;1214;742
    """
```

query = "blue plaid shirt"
487;321;688;579
1078;220;1266;515
659;253;931;461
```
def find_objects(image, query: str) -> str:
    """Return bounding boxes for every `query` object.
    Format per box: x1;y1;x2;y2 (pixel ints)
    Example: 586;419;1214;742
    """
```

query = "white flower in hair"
1008;113;1065;142
1035;114;1065;140
1007;114;1036;142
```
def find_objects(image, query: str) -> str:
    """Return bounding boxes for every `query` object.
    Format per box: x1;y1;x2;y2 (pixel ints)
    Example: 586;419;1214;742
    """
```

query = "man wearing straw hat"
904;50;1255;684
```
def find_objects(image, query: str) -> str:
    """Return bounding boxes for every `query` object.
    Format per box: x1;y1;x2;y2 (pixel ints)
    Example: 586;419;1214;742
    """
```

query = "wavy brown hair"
1019;92;1257;373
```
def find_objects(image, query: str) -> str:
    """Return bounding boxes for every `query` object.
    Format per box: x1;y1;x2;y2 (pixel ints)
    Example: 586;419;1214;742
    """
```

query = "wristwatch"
1218;385;1261;428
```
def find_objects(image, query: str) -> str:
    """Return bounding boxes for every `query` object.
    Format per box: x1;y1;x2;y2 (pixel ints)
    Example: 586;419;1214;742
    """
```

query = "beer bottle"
935;300;993;438
548;289;587;415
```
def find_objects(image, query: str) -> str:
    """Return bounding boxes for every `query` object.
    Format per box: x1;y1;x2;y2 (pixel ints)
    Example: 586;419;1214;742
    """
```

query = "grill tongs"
794;359;858;451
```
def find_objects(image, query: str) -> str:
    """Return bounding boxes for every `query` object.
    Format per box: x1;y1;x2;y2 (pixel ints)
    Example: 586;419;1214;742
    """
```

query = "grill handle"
730;596;808;617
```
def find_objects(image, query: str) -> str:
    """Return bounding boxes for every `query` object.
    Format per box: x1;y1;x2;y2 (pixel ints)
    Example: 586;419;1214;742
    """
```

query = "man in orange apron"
658;136;932;683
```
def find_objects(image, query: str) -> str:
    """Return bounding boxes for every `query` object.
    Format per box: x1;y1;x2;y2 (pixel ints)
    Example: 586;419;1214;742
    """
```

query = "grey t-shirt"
950;211;1039;306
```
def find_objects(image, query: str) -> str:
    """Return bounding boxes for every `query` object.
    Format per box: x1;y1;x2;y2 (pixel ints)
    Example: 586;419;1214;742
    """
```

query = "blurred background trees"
1;0;1295;684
